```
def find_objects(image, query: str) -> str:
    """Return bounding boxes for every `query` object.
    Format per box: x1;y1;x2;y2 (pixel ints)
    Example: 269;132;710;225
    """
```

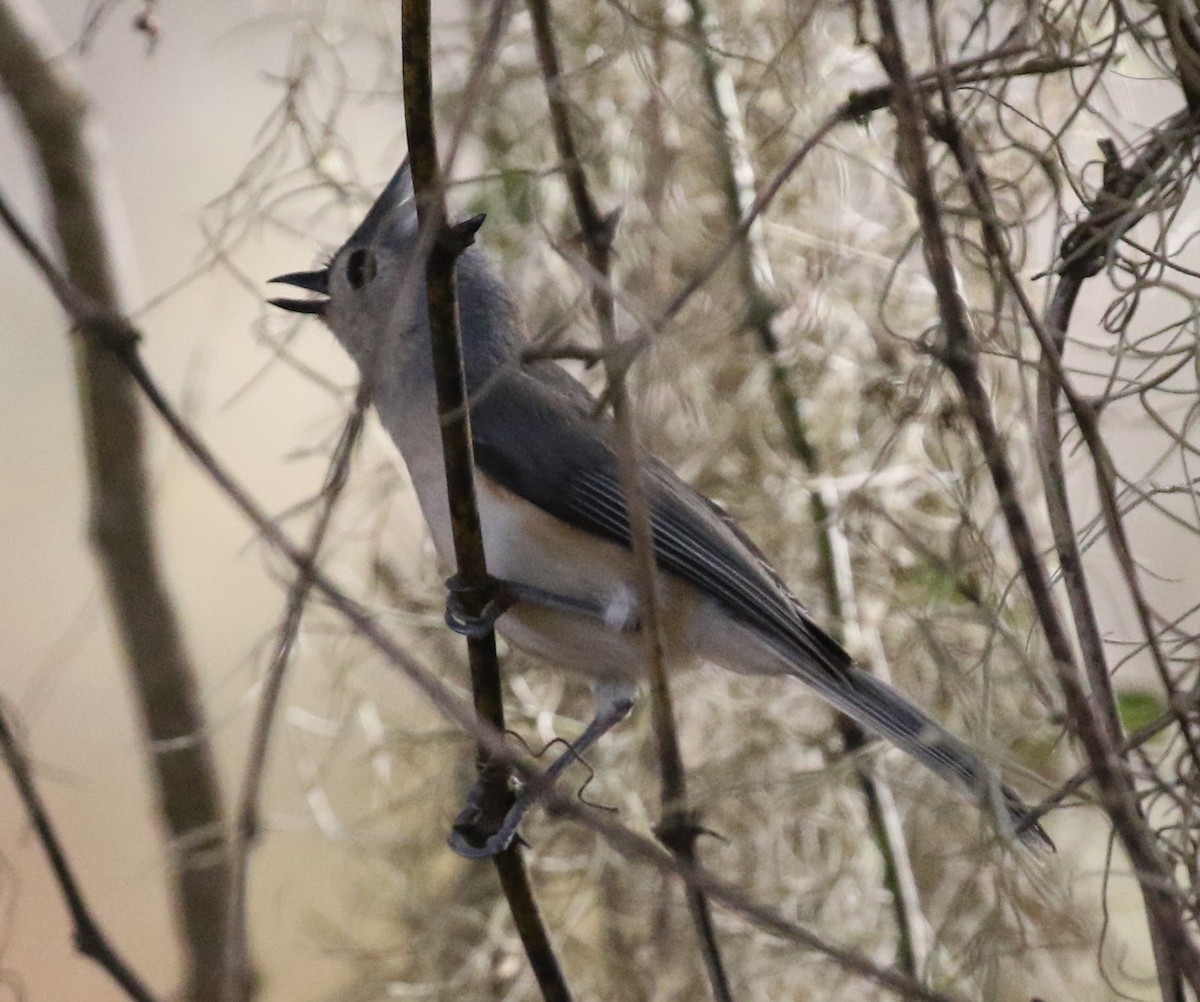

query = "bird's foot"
443;575;519;640
447;780;533;859
444;576;640;639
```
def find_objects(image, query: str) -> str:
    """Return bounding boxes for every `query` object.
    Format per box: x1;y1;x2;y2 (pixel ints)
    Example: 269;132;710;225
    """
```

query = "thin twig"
0;703;161;1002
576;41;1108;414
525;2;733;998
871;1;1200;992
1022;687;1200;828
656;40;1109;333
222;385;369;1002
400;4;575;1001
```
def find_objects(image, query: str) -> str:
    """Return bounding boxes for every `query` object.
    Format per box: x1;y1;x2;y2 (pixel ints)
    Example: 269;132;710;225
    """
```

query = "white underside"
403;440;793;683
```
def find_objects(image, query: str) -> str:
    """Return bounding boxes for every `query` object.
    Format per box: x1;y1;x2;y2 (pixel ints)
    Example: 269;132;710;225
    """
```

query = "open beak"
267;269;330;315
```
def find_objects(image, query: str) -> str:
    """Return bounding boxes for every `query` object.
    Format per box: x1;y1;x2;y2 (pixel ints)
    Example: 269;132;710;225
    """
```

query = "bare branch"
0;703;161;1002
871;0;1200;992
223;384;369;1002
0;2;233;997
401;3;575;1000
525;2;733;998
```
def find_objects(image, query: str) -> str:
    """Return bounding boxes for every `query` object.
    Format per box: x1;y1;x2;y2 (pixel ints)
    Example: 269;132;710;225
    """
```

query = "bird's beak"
267;269;330;315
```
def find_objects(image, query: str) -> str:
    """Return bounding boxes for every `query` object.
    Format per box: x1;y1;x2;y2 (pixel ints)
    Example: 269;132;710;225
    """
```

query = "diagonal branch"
871;1;1200;995
0;703;161;1002
223;385;369;1002
681;0;929;975
0;2;233;998
657;41;1110;336
525;2;733;999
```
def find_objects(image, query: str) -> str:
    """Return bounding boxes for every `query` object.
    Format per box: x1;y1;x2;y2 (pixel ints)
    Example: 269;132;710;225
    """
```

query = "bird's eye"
346;248;376;290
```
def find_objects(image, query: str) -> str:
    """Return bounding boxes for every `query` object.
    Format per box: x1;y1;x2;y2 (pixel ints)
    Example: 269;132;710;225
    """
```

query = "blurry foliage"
1119;690;1168;732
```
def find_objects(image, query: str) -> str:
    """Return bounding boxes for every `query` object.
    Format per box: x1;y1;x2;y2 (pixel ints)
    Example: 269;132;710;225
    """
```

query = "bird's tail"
790;661;1052;849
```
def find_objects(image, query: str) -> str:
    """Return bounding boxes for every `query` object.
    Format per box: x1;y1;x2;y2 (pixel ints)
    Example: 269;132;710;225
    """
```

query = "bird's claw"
443;575;517;639
447;820;522;858
447;780;532;859
444;576;641;638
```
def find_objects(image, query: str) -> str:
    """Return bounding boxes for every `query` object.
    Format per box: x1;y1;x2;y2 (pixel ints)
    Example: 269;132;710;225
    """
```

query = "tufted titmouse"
270;162;1050;856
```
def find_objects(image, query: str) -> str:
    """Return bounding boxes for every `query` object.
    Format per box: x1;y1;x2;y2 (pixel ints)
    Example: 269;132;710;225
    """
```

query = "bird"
269;161;1050;857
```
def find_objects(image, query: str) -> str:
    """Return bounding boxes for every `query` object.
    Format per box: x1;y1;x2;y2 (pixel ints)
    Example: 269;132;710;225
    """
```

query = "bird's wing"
468;364;852;678
468;362;1055;850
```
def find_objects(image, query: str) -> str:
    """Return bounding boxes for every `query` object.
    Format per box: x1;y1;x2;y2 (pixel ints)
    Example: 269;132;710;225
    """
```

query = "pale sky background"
1;3;1195;1001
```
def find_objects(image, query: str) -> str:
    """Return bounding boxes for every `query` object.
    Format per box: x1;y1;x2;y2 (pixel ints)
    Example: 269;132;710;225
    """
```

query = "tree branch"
223;385;369;1002
871;2;1200;994
0;2;233;998
525;2;733;998
682;0;929;976
401;4;575;1000
0;703;161;1002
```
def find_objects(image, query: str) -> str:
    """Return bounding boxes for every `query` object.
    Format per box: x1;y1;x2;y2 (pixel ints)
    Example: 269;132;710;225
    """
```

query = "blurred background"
0;3;405;998
2;1;1199;1000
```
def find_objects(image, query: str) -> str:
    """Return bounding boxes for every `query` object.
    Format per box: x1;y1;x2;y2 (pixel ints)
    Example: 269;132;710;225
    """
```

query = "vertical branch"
921;104;1127;757
920;24;1193;994
223;386;370;1002
928;79;1200;776
682;0;928;976
1036;126;1196;733
917;0;1128;762
870;1;1200;994
1037;149;1190;1002
399;5;575;1001
921;20;1200;988
524;2;733;998
0;2;234;999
